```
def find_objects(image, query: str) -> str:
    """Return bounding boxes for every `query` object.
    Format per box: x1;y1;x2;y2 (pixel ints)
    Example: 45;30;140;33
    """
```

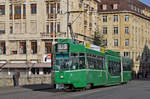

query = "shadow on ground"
133;77;150;81
22;84;57;92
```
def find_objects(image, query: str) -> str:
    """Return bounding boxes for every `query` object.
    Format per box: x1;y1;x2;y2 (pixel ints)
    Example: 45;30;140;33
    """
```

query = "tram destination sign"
56;44;69;52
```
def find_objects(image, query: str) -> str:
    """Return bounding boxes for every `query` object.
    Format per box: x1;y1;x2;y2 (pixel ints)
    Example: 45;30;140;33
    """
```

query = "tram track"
47;85;122;98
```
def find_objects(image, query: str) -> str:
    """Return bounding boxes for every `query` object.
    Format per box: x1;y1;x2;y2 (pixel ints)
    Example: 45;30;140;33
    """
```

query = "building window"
0;5;5;15
46;24;49;34
0;41;6;55
50;22;53;33
50;3;56;14
9;5;13;19
125;27;129;34
114;27;118;34
50;4;54;14
57;23;60;32
125;39;129;46
20;41;26;54
103;39;107;46
102;4;107;10
125;15;129;22
31;4;37;14
46;3;49;15
124;52;130;58
23;4;26;19
0;23;5;34
113;4;118;10
103;27;107;34
10;26;13;33
114;15;118;22
31;68;39;75
57;3;60;13
14;5;21;19
114;39;118;46
31;41;37;54
103;16;107;22
45;42;51;54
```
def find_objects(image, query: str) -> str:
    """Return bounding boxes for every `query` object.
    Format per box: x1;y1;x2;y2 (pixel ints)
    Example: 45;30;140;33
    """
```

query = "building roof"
98;0;150;20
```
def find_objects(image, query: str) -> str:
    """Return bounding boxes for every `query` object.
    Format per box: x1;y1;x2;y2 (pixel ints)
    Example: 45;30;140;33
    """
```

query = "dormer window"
102;4;107;10
113;4;118;10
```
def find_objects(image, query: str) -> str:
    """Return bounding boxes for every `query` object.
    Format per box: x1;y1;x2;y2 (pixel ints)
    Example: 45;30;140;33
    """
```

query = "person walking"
13;73;16;87
15;72;20;86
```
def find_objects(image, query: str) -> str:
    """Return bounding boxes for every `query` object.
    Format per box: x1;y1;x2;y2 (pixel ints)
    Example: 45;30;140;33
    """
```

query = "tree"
93;29;105;47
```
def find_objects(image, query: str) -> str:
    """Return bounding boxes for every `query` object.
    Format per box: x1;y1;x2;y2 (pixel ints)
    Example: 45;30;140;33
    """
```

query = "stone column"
37;0;43;35
12;4;15;33
43;0;47;33
5;40;10;60
21;4;23;33
26;0;30;33
37;40;42;62
26;40;31;62
5;0;10;35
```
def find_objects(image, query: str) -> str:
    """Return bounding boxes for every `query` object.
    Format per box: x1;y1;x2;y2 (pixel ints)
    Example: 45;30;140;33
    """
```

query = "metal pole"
121;56;123;83
67;0;69;38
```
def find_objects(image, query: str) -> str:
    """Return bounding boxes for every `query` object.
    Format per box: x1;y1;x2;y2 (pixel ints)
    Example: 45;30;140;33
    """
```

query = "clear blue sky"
140;0;150;6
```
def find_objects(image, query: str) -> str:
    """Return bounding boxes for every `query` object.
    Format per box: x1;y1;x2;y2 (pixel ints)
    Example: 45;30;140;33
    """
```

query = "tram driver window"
79;53;85;69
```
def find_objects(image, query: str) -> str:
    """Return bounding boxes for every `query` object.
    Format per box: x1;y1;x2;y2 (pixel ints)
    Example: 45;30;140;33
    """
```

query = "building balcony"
47;14;56;19
0;54;27;61
40;32;52;39
9;0;25;3
0;54;39;62
0;15;5;20
40;32;66;40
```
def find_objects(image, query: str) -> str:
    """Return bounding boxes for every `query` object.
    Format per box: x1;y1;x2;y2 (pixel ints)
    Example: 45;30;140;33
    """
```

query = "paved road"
0;80;150;99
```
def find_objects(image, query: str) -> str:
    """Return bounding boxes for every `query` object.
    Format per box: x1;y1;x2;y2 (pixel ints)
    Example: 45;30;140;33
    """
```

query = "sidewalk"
0;84;52;95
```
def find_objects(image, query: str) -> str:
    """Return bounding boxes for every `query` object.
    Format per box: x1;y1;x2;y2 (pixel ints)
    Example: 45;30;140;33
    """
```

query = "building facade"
0;0;100;75
98;0;150;74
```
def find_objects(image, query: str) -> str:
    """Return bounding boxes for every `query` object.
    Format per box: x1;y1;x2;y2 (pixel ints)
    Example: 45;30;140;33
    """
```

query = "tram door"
107;56;121;85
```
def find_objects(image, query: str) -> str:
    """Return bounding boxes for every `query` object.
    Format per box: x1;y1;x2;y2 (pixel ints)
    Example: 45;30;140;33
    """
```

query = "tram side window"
95;58;100;69
87;54;105;70
108;61;121;76
123;62;131;71
70;53;78;70
87;57;94;69
79;53;86;69
87;53;96;69
97;56;105;70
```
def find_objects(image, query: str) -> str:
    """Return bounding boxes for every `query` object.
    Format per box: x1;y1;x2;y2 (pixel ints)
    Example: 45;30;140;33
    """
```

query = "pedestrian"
13;73;16;87
15;72;20;86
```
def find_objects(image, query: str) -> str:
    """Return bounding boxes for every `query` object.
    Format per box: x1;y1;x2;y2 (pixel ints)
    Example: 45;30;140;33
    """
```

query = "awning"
0;63;51;68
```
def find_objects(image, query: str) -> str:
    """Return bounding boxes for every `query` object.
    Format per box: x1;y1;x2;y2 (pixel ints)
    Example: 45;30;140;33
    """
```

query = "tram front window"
55;58;70;70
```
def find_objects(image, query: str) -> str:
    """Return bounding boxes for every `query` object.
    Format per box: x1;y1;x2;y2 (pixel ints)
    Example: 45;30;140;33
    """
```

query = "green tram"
53;39;133;89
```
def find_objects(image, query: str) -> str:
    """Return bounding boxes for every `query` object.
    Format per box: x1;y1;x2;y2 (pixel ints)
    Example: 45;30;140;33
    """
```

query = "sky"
140;0;150;6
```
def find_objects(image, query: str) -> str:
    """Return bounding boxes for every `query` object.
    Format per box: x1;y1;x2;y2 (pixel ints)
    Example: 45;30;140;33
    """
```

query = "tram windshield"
55;58;70;70
54;53;86;70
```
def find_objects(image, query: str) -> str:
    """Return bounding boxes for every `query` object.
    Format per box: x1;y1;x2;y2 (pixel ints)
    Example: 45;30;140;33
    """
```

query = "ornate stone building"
98;0;150;74
0;0;100;75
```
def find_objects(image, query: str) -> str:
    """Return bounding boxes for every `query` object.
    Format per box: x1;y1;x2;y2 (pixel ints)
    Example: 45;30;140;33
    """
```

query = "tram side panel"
122;58;133;82
86;49;107;86
106;55;121;85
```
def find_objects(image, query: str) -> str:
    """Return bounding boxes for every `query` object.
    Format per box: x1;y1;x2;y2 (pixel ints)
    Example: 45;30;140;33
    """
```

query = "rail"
0;63;7;72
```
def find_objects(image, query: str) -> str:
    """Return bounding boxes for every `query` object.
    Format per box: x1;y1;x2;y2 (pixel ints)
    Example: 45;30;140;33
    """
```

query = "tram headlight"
60;75;64;79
